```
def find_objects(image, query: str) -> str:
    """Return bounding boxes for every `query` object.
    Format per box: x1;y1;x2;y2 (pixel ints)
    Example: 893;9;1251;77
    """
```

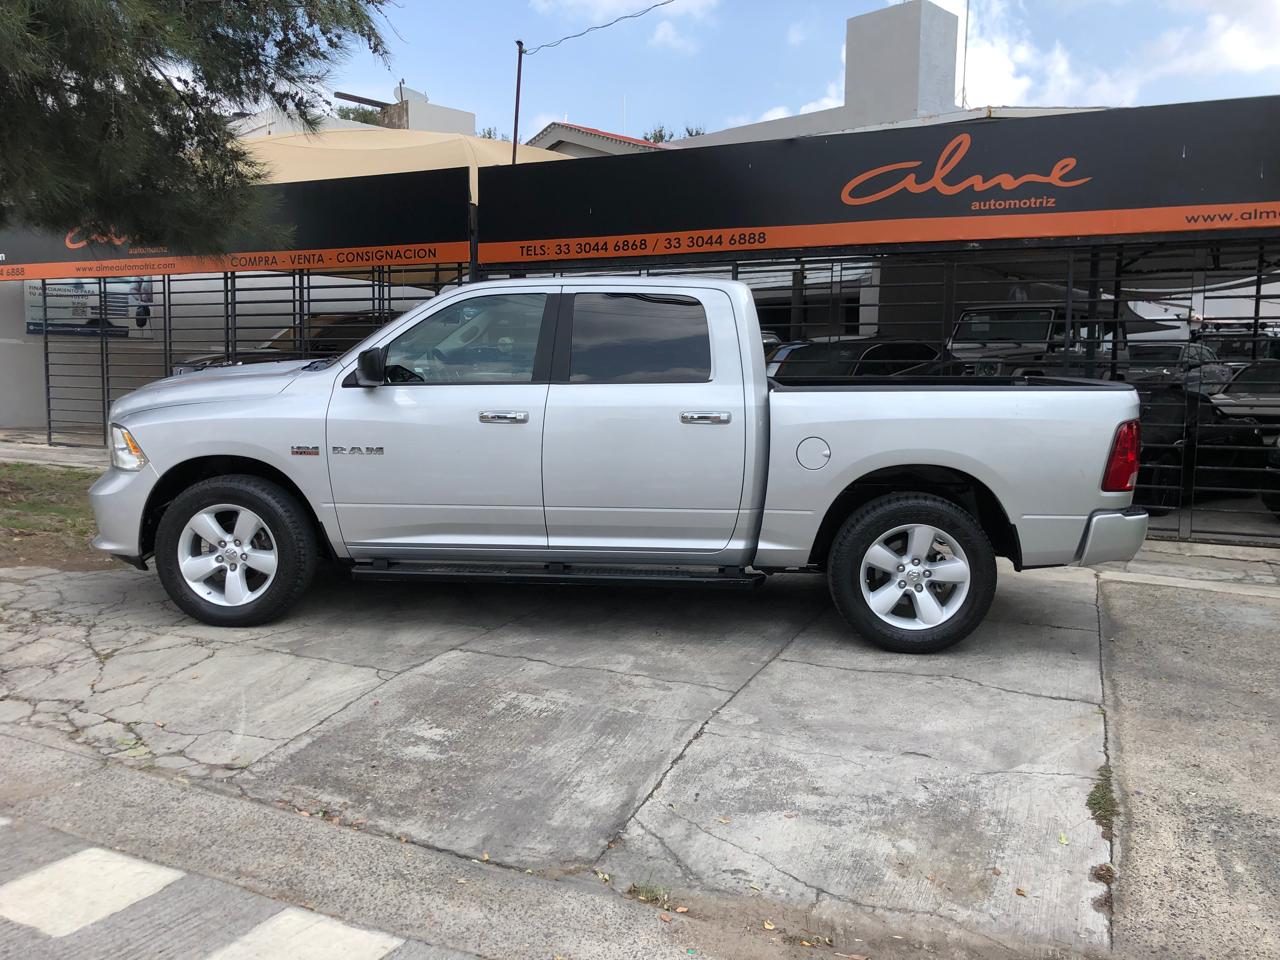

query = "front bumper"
89;463;161;562
1076;506;1148;566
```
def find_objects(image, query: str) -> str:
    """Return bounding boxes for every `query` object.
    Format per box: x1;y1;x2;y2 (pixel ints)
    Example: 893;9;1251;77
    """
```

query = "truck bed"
755;376;1141;569
769;375;1138;391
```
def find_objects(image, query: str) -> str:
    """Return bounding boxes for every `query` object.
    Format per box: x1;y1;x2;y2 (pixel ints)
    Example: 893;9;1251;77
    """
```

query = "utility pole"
511;40;524;165
509;1;673;165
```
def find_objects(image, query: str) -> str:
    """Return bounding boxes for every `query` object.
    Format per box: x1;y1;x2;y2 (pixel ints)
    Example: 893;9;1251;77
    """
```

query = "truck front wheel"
827;493;996;654
154;475;317;627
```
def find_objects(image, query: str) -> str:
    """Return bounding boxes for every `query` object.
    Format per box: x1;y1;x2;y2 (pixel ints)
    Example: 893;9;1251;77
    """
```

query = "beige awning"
242;127;565;200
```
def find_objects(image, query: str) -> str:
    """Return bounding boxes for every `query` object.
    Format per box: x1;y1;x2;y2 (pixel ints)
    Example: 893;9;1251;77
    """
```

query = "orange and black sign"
477;95;1280;265
0;167;472;281
5;97;1280;280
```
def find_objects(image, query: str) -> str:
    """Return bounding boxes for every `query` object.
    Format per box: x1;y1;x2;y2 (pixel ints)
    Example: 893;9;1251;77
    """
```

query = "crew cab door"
326;288;558;557
540;286;747;553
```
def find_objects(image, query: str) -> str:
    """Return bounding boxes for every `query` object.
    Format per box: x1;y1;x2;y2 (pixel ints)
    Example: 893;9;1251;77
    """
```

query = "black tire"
827;493;997;654
155;474;317;627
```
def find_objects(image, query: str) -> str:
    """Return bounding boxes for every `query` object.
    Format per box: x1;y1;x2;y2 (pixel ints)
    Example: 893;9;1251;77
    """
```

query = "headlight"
977;361;1001;377
110;425;148;471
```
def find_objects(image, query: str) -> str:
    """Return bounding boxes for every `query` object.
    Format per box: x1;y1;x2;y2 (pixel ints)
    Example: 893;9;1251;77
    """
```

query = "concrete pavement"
0;430;107;470
0;556;1122;958
1101;570;1280;960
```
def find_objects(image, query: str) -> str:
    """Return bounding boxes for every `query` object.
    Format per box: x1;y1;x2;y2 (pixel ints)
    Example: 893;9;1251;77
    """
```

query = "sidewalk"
0;431;107;471
1095;539;1280;597
1100;559;1280;960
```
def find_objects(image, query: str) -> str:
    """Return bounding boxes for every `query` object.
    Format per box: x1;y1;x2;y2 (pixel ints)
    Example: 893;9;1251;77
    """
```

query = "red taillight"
1102;419;1141;492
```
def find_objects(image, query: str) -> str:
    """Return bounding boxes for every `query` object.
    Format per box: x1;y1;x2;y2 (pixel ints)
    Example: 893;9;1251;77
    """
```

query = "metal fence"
482;237;1280;546
37;238;1280;546
38;265;461;445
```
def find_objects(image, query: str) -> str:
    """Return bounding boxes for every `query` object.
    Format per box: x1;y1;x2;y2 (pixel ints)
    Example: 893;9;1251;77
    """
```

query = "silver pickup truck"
91;277;1147;653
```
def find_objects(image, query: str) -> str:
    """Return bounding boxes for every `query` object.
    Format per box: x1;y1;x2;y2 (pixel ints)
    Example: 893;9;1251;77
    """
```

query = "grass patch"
0;461;109;570
1087;764;1119;839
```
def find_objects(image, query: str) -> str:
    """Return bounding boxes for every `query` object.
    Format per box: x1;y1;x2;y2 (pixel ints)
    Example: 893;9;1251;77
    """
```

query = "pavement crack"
593;606;827;865
666;807;821;906
812;890;1023;956
633;818;704;887
777;656;1102;707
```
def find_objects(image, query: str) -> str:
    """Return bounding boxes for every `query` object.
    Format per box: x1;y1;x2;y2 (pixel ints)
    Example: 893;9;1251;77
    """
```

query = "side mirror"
355;347;386;387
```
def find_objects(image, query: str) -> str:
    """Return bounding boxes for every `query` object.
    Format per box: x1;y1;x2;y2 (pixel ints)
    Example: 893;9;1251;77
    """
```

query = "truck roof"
466;275;752;293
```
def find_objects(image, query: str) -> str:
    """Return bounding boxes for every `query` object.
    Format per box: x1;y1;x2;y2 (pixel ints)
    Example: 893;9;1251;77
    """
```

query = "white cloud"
798;41;845;114
936;0;1280;109
724;104;806;127
650;18;697;53
799;80;842;114
786;21;806;46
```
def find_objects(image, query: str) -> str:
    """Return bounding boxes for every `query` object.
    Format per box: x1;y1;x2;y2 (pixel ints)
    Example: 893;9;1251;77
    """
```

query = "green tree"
336;105;386;126
644;124;705;143
0;0;389;253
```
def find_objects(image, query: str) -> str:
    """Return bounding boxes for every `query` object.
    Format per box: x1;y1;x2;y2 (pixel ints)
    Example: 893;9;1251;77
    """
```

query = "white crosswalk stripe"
0;847;184;937
203;907;404;960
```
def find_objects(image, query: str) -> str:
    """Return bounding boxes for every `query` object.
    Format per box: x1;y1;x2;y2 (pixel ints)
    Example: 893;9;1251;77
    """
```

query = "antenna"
960;0;971;108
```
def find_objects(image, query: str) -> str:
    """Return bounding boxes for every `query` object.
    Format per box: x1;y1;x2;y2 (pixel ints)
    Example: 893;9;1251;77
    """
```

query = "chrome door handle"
479;410;529;424
680;411;732;425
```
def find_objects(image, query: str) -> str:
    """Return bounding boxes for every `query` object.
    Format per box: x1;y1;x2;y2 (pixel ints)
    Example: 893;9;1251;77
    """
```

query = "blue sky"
329;0;1280;140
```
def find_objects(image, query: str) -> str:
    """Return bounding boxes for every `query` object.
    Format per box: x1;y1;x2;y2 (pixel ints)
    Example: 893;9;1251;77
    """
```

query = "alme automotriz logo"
840;133;1093;211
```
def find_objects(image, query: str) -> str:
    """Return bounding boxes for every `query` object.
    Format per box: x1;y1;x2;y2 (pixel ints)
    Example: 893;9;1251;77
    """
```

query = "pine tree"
0;0;388;253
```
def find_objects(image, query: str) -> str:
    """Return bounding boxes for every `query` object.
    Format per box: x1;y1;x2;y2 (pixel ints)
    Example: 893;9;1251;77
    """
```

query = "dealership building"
1;1;1277;545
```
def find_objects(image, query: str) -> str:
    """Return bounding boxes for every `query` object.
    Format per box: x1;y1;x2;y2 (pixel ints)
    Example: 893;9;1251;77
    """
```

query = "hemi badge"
291;445;320;457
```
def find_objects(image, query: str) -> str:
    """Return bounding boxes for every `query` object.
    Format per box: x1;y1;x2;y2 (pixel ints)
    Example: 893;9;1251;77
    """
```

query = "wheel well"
807;465;1022;569
140;456;333;560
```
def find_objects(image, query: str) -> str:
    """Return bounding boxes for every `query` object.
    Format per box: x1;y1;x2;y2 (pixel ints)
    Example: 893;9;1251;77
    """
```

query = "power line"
526;0;676;55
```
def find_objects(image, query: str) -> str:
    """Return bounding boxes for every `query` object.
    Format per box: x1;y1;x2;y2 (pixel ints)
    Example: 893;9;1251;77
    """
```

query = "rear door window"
567;293;711;383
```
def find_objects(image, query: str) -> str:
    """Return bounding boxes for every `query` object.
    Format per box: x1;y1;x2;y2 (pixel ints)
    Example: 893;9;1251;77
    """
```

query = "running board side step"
350;561;765;589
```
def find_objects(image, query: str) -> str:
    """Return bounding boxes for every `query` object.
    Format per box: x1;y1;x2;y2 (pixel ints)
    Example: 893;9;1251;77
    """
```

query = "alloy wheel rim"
177;503;278;607
858;523;971;631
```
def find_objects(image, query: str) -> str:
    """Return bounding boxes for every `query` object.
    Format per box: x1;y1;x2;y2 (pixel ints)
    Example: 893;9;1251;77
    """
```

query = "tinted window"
1130;344;1184;364
1227;362;1280;393
952;309;1053;343
569;293;711;383
384;294;546;384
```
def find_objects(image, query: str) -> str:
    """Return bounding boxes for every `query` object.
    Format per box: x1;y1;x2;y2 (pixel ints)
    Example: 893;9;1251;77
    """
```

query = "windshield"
1203;336;1280;361
952;309;1054;343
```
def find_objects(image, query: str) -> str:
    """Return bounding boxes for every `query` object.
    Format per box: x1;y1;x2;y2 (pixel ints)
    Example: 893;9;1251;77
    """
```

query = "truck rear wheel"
155;475;317;627
827;493;996;654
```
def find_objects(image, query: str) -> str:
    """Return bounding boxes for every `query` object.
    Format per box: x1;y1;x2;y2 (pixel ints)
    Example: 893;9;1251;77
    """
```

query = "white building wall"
0;281;47;430
685;0;958;148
